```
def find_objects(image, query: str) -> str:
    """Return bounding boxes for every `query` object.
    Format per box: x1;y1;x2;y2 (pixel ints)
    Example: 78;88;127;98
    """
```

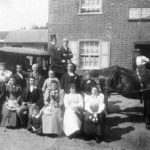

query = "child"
27;106;42;135
42;70;60;93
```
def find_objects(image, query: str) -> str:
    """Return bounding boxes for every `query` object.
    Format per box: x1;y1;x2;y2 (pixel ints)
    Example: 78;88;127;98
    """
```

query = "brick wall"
48;0;150;70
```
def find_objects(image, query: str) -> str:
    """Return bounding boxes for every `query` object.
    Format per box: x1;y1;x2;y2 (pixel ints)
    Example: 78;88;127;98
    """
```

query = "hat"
135;48;141;52
50;34;57;41
62;38;68;42
0;62;6;66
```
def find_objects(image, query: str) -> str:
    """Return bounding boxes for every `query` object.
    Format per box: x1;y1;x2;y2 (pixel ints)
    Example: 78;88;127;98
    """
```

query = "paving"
0;95;150;150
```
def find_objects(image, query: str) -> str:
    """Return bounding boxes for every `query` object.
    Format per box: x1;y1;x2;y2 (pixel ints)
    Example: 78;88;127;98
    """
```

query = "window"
128;8;150;21
79;40;110;69
79;0;102;14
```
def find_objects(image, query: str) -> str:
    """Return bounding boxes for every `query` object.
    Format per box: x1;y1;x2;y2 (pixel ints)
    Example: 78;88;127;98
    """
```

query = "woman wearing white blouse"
63;84;84;138
84;86;106;143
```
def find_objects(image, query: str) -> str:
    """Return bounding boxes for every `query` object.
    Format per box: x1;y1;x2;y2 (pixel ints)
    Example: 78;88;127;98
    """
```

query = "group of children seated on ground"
0;62;106;144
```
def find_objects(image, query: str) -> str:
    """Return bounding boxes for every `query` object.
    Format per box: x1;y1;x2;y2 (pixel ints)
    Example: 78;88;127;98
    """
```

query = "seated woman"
42;70;60;93
1;76;22;128
40;80;64;136
63;84;84;138
83;86;106;143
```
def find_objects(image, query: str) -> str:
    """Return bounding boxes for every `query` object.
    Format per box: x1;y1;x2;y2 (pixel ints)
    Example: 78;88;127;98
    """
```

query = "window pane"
80;0;102;13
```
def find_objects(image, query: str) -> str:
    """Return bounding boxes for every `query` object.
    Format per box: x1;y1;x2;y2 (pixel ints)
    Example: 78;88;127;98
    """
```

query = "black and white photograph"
0;0;150;150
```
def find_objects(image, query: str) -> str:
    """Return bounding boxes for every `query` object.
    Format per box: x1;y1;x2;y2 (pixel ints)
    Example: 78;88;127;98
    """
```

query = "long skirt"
1;104;19;127
42;107;63;135
83;111;106;137
63;108;82;136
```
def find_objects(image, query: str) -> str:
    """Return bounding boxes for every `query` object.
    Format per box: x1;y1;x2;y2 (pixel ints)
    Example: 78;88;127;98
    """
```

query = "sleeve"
84;95;93;114
63;94;70;108
43;89;50;104
58;89;64;107
42;79;47;92
21;88;27;102
143;56;150;62
77;94;84;108
97;94;105;113
60;74;65;90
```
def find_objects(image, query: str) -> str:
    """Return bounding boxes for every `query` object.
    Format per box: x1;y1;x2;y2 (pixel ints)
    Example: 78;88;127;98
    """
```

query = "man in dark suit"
14;64;27;90
59;38;73;64
60;63;80;93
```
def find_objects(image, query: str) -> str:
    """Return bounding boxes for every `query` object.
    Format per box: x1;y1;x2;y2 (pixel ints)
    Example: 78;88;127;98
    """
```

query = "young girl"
42;70;60;93
84;86;106;143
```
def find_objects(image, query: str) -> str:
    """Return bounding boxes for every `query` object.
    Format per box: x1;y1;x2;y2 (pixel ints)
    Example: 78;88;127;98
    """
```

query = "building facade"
48;0;150;71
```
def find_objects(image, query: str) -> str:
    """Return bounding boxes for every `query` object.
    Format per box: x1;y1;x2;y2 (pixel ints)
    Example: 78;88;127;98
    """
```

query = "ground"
0;95;150;150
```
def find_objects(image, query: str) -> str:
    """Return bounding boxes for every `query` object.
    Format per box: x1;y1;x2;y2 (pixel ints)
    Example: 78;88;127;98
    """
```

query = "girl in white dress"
63;84;84;138
84;86;106;143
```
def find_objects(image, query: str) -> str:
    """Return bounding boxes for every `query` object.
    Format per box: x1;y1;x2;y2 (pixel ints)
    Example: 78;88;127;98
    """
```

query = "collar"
68;72;74;76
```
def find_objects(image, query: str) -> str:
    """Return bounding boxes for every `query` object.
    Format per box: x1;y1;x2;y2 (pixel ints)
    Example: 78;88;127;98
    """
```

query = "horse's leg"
144;95;150;129
104;91;110;115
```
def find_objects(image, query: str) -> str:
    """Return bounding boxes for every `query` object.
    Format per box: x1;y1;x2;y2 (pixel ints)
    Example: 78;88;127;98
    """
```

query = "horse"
90;66;150;129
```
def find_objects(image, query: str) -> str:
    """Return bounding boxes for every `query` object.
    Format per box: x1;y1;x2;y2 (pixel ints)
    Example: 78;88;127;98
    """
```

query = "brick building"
48;0;150;72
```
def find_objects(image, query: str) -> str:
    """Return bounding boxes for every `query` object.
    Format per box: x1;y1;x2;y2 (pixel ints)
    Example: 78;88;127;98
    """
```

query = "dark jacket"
80;79;96;94
21;86;43;107
60;72;81;93
14;72;27;90
49;45;67;74
59;46;73;63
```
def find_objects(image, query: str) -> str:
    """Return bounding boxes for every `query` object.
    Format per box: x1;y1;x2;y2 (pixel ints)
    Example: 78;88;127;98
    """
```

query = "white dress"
63;93;84;136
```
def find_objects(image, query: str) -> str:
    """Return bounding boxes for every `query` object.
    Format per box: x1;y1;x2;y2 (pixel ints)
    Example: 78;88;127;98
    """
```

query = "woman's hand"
22;102;27;106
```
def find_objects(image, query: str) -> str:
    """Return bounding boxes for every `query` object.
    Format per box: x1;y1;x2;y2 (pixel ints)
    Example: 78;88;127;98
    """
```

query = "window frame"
78;39;101;70
78;0;103;15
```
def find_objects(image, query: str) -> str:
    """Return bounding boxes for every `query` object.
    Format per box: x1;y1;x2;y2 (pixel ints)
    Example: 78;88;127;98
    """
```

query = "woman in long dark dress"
83;86;106;143
1;76;22;128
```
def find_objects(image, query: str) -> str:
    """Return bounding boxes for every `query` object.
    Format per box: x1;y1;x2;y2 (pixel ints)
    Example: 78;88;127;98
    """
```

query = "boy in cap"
59;38;73;64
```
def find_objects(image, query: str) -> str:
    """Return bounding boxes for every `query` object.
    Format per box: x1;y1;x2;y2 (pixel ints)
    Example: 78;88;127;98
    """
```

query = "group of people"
0;61;106;143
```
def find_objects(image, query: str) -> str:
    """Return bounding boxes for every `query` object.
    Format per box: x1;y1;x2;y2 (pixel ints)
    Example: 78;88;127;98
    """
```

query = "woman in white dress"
63;83;84;138
40;80;64;136
84;86;106;143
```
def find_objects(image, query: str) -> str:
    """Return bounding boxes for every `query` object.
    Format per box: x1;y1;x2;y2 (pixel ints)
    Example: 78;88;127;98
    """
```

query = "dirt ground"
0;95;150;150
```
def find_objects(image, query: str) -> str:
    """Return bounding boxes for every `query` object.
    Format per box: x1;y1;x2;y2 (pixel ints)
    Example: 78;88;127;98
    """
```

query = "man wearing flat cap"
135;48;149;70
59;38;73;64
0;62;12;83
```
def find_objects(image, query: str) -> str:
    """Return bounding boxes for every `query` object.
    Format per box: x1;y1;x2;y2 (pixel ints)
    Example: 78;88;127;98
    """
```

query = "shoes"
95;136;103;144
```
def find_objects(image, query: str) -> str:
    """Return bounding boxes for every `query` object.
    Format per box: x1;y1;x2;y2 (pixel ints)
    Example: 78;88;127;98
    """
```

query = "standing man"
60;63;80;93
14;64;27;90
29;64;45;90
135;48;149;70
59;38;73;64
48;36;66;78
